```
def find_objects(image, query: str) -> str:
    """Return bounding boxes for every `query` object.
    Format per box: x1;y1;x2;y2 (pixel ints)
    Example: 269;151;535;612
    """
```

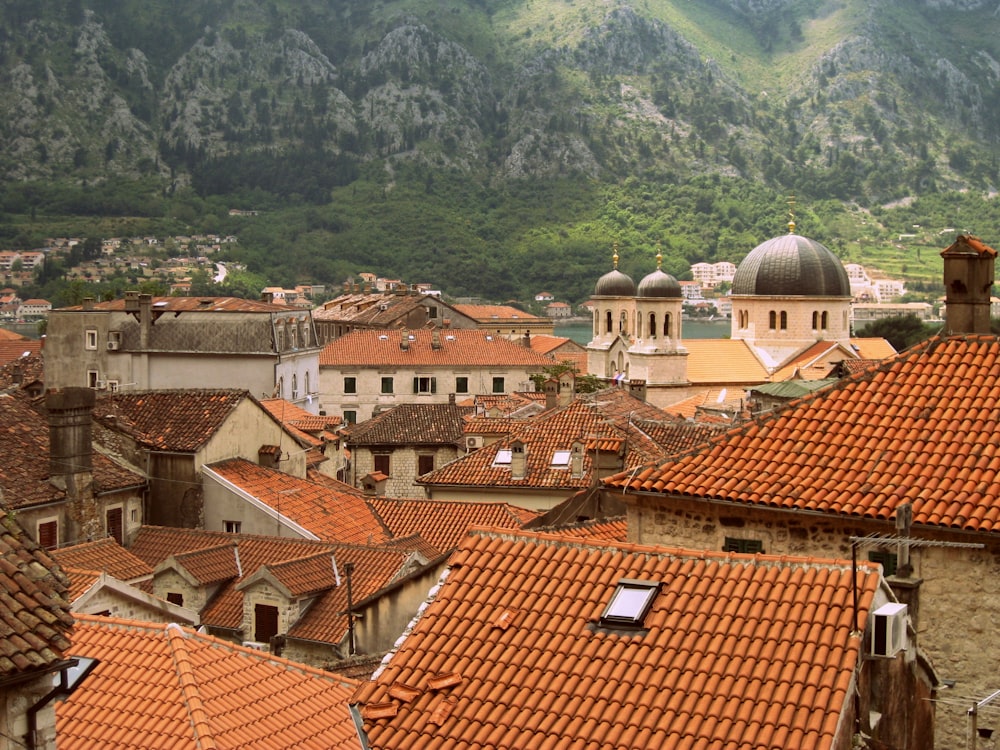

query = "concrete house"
351;528;934;748
91;389;307;529
318;329;553;424
44;292;322;413
312;288;479;342
603;235;998;747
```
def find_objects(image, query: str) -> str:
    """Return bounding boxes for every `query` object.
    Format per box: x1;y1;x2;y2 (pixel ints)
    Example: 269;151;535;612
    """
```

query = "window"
600;580;660;628
868;550;898;576
455;376;469;394
723;537;764;554
768;311;777;330
374;454;390;475
85;329;98;350
493;449;512;466
413;376;437;394
87;370;100;388
492;376;505;394
780;311;788;330
106;380;120;392
37;520;58;550
291;374;298;400
344;376;357;394
166;592;184;606
428;306;438;319
224;520;242;534
605;310;612;334
106;507;123;545
254;603;279;643
343;410;357;424
381;376;394;394
551;450;572;468
418;455;435;475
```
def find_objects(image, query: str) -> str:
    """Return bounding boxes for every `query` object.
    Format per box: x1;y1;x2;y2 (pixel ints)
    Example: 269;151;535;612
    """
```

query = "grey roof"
593;268;636;297
637;269;682;298
731;234;850;297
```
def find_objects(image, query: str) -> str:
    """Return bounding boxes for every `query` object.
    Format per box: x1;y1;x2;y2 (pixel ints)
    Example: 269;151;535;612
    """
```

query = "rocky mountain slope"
1;0;998;205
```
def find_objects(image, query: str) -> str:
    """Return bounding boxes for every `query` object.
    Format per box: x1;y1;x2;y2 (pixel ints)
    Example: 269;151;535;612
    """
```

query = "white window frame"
85;329;98;350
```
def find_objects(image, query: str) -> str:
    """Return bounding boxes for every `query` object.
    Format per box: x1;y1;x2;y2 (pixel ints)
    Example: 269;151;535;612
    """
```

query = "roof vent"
871;602;907;657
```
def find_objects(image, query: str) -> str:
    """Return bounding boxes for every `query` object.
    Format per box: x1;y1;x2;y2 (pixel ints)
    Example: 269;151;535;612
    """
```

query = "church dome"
594;249;636;297
731;233;850;297
637;268;682;298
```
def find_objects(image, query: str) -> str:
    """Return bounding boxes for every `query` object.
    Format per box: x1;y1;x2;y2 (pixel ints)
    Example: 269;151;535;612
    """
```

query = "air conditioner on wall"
107;340;119;350
871;602;908;657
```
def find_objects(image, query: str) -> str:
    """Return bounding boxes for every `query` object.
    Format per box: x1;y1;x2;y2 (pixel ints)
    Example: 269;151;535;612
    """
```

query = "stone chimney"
628;379;648;402
544;378;558;410
510;440;527;480
941;234;996;335
46;387;100;542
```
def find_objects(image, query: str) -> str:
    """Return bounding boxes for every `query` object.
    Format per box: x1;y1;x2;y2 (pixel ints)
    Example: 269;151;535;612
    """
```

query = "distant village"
0;228;997;748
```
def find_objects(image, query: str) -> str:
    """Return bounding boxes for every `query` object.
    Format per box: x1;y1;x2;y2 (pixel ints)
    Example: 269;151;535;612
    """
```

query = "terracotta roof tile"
351;529;880;749
58;614;360;749
682;339;772;384
94;389;251;452
206;458;390;545
0;514;74;678
606;334;1000;533
452;304;549;325
64;295;287;313
342;403;474;446
320;329;554;368
0;338;42;365
52;538;153;583
259;398;341;446
368;497;540;555
421;389;681;491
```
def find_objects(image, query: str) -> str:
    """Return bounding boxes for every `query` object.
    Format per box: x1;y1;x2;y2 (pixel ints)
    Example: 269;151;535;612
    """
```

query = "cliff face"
0;0;997;202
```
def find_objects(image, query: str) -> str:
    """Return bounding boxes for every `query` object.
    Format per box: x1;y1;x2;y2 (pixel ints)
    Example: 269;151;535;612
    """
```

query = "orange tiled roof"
682;339;771;384
320;329;554;368
206;458;390;545
0;327;27;341
607;334;1000;533
351;528;881;749
161;543;242;586
0;351;44;390
850;337;898;360
94;389;252;451
368;497;540;555
0;338;41;365
52;538;153;583
61;295;287;313
0;514;74;677
535;515;629;542
259;398;341;446
422;389;673;491
473;391;546;417
58;614;360;749
61;567;103;601
131;527;417;643
452;304;548;324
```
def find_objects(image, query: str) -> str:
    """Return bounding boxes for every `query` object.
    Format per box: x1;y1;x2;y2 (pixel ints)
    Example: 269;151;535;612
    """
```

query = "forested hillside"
1;0;998;302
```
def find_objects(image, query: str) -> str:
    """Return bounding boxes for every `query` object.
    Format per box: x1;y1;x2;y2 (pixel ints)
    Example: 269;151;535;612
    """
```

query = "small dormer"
362;471;389;496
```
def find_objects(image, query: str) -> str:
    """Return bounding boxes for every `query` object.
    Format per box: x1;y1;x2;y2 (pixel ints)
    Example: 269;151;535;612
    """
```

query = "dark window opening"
868;550;898;576
723;537;764;554
106;507;123;545
254;603;279;643
166;592;184;606
374;454;390;476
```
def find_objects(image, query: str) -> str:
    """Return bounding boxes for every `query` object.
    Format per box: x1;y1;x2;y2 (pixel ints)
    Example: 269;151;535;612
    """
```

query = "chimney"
261;291;274;304
400;330;410;351
522;331;531;348
544;378;558;410
46;387;100;542
571;440;585;479
258;445;280;469
941;234;996;335
432;330;441;350
138;293;153;348
628;379;648;402
558;371;575;407
510;440;527;480
82;297;95;311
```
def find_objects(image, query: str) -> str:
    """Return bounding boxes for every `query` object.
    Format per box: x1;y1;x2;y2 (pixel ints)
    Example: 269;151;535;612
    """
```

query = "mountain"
1;0;999;300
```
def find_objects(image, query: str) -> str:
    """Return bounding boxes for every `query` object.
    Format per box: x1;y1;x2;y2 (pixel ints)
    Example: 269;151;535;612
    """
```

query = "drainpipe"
26;657;99;749
345;561;356;656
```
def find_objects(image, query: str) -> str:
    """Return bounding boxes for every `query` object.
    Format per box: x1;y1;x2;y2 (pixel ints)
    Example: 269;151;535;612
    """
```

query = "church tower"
587;246;636;379
627;249;688;386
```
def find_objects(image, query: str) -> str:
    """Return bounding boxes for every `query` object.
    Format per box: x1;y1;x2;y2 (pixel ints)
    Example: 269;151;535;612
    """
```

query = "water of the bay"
554;318;731;346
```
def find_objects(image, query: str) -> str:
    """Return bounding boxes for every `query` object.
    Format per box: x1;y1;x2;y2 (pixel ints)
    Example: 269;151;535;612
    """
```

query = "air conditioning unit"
94;380;106;390
107;340;119;350
871;602;908;657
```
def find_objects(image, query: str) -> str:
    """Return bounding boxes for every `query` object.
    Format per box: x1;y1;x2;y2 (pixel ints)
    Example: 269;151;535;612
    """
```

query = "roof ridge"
165;623;220;750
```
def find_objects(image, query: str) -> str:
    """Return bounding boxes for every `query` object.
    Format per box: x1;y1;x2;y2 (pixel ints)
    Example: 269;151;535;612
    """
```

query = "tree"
855;314;935;352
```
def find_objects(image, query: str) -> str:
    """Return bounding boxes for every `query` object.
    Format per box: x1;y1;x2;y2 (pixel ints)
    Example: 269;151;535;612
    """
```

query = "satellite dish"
716;388;728;404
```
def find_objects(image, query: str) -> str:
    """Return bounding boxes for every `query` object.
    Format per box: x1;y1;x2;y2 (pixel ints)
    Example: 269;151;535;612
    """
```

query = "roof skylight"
493;449;512;466
551;450;572;468
600;579;660;628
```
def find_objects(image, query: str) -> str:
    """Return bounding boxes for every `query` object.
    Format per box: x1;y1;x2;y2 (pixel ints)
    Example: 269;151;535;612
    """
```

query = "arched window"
304;371;310;397
821;311;828;329
780;311;788;330
664;313;672;338
605;310;613;334
648;312;656;338
276;377;284;398
769;311;777;330
291;374;298;399
619;311;628;334
812;311;819;329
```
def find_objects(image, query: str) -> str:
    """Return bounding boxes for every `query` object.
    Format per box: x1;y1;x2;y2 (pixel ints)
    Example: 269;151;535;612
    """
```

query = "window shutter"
431;377;437;393
413;377;419;394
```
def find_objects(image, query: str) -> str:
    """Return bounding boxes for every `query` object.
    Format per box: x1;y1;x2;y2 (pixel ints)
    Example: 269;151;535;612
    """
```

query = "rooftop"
352;528;882;749
320;329;555;368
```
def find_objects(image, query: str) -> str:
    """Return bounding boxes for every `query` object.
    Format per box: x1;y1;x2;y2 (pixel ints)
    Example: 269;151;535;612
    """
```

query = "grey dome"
594;268;636;297
732;234;850;297
637;268;682;298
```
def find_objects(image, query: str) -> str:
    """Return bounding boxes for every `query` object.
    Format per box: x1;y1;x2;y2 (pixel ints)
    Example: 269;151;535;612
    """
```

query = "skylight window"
551;450;572;468
493;449;512;466
600;579;660;628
